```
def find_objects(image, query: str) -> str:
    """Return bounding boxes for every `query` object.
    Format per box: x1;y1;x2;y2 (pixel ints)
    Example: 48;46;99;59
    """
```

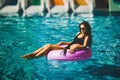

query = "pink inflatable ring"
46;47;92;61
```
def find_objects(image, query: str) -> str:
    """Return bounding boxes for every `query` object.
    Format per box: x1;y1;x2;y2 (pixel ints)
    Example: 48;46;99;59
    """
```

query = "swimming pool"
0;13;120;80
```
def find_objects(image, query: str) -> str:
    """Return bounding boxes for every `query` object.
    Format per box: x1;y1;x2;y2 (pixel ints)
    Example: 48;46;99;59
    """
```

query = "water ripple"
0;14;120;80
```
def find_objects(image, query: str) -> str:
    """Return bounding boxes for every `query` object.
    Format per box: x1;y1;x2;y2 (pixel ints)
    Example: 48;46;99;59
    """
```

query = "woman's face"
80;24;86;33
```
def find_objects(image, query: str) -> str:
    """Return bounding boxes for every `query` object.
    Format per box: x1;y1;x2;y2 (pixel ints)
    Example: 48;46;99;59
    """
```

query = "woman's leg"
21;44;64;59
21;45;45;59
21;44;52;58
21;47;44;58
33;47;44;55
34;44;65;58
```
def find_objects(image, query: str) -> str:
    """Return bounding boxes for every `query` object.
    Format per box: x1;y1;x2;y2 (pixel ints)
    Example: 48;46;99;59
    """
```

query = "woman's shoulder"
76;32;80;35
85;35;90;39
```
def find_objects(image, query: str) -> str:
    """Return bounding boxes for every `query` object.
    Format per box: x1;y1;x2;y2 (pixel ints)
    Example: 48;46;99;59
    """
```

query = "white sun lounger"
48;0;68;14
0;0;29;16
25;0;46;16
0;0;19;14
72;0;95;13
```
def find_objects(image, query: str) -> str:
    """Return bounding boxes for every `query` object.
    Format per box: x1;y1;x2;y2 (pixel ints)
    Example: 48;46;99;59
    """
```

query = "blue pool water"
0;13;120;80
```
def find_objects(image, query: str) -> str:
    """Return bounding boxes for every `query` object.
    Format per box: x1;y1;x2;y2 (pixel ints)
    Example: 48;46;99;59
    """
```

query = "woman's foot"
21;53;35;59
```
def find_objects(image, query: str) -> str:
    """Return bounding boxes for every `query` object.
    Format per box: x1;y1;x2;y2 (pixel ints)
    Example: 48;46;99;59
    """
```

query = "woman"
21;21;92;59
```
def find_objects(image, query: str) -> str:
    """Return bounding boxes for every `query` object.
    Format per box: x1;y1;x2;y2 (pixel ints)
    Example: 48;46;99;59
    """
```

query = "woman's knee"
45;44;52;48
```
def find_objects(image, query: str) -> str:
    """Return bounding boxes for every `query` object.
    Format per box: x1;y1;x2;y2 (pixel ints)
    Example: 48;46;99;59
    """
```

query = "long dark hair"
79;21;92;47
63;21;92;56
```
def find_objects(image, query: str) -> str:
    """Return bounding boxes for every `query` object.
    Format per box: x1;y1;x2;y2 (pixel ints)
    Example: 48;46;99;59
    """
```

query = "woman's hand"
69;44;83;53
69;44;77;53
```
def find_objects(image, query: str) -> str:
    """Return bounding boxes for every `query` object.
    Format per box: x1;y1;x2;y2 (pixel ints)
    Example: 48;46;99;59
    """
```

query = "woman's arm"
57;32;80;45
57;42;71;45
83;36;89;47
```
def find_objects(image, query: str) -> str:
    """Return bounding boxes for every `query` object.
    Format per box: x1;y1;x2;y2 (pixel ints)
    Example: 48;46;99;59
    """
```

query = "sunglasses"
80;28;86;30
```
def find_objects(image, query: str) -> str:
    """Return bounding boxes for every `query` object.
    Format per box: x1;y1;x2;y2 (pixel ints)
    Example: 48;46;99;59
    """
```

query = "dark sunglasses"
80;28;86;30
